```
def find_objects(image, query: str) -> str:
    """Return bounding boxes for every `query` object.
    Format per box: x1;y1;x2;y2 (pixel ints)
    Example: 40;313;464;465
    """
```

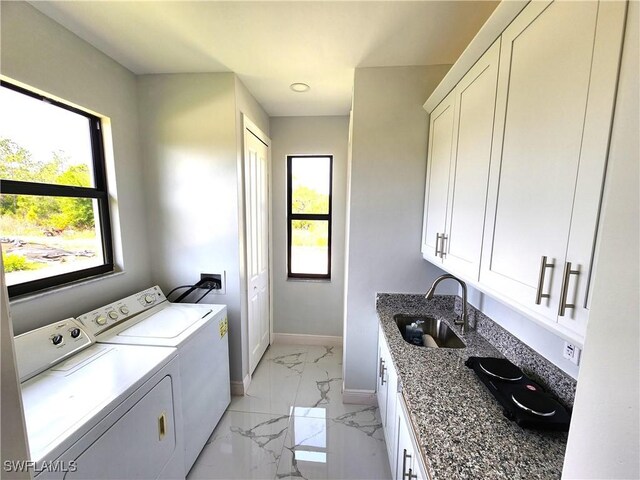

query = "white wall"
563;3;639;477
270;116;349;337
344;65;453;392
137;73;269;384
1;1;152;334
466;288;580;378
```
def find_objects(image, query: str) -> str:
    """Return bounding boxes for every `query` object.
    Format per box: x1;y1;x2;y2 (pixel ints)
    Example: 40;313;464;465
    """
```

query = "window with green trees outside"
287;155;332;279
0;82;113;297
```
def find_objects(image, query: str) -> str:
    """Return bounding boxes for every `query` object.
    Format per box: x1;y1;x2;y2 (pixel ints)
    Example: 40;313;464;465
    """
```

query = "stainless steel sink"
394;314;466;349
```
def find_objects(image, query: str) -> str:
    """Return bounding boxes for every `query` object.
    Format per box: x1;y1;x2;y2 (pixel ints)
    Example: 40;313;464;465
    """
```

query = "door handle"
402;449;417;479
558;262;580;316
440;234;448;258
535;256;555;304
380;360;387;386
434;233;442;257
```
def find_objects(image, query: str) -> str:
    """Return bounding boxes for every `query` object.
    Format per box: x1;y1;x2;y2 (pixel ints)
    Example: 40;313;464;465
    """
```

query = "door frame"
241;114;273;381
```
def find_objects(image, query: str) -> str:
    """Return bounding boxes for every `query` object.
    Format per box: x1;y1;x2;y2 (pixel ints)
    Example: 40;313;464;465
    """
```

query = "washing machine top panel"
119;304;213;339
21;343;176;464
97;303;226;347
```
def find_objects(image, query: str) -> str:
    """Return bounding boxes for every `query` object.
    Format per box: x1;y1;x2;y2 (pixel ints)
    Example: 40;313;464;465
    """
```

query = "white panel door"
245;126;270;374
443;39;500;280
421;92;455;263
481;0;602;323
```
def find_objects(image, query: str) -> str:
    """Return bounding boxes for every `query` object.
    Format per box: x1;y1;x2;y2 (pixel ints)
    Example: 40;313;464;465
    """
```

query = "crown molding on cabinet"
423;0;530;113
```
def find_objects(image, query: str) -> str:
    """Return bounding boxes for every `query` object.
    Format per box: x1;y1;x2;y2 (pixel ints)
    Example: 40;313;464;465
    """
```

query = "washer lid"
117;304;213;339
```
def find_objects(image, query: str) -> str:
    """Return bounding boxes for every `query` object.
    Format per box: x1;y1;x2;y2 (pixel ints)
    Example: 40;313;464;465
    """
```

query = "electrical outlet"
200;272;225;294
563;342;581;366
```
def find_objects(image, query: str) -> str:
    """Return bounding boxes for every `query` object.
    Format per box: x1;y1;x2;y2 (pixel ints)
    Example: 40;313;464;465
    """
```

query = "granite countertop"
376;293;568;479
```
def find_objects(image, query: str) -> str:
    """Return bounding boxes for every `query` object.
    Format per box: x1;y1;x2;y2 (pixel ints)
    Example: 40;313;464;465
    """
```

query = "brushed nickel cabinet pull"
379;357;384;379
402;449;409;479
535;256;555;304
558;262;580;316
440;234;448;259
380;362;387;386
435;233;442;257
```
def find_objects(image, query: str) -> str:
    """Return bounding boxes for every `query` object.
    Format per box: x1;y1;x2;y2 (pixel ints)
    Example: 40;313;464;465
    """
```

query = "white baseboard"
272;333;343;347
230;373;251;396
342;388;377;405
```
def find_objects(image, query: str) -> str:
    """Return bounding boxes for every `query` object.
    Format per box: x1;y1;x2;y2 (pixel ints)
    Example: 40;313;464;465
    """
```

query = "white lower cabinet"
377;329;427;480
377;326;399;474
395;398;428;480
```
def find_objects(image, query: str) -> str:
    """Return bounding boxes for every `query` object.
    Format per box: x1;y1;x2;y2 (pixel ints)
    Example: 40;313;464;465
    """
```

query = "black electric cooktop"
465;356;571;431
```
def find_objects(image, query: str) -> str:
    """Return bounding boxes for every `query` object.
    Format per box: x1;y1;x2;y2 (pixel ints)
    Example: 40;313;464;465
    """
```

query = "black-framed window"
0;81;113;297
287;155;332;279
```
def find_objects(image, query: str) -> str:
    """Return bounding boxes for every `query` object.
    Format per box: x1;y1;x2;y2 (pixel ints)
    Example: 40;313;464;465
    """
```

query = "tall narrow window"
0;81;113;297
287;155;332;279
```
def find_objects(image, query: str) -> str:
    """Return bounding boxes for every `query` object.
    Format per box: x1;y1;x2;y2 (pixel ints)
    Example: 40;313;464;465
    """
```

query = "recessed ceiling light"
290;82;310;93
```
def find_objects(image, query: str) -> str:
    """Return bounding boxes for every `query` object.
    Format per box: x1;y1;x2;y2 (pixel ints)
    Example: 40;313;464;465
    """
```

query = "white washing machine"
14;318;184;479
75;286;230;473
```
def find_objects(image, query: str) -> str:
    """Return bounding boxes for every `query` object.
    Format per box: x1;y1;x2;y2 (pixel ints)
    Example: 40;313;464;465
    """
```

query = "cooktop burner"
465;356;571;431
512;388;559;417
478;357;524;381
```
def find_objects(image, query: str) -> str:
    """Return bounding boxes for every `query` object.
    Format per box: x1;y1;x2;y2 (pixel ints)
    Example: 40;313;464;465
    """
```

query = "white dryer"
76;286;230;473
14;318;184;479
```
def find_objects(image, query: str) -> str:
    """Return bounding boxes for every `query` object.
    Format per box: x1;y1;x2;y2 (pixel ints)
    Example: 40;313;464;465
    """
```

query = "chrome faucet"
425;274;470;334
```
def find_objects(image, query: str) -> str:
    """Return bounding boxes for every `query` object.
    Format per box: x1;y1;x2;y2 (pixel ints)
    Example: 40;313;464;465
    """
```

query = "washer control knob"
52;334;64;346
120;306;130;315
70;328;81;339
144;294;154;304
108;311;119;320
95;316;107;326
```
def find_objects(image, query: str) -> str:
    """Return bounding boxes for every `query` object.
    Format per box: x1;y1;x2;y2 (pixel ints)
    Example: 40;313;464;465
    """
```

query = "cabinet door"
422;92;455;263
384;359;399;476
480;0;625;334
395;398;427;480
395;405;414;480
376;326;389;430
442;40;501;279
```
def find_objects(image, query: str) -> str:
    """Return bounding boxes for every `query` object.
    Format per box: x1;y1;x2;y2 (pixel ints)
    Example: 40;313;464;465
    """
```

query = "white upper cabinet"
421;92;455;264
422;40;500;278
480;0;626;339
422;0;627;343
442;40;500;279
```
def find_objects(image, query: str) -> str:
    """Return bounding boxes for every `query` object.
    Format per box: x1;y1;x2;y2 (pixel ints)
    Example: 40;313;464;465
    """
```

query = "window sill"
286;277;332;284
9;270;124;305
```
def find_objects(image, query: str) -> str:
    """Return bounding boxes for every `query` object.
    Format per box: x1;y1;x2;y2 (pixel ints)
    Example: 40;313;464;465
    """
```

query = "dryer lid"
117;304;213;339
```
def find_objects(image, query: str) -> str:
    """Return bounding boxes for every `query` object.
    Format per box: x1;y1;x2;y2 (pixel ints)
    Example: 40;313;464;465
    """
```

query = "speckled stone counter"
376;293;568;479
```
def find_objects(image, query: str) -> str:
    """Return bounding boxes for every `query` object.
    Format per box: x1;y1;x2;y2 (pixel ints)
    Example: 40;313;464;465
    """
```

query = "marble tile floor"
188;344;392;480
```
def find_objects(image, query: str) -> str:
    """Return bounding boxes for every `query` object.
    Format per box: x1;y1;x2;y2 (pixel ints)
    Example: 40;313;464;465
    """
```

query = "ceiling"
30;1;499;117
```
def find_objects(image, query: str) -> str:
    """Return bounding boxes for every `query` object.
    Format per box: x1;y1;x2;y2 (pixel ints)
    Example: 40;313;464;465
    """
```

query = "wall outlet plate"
563;341;581;366
201;272;225;295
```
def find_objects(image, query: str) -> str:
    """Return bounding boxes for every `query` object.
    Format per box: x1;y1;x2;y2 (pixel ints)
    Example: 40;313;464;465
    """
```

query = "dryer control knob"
144;294;154;304
95;316;107;326
52;334;64;346
108;311;119;320
70;328;81;339
120;306;130;315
